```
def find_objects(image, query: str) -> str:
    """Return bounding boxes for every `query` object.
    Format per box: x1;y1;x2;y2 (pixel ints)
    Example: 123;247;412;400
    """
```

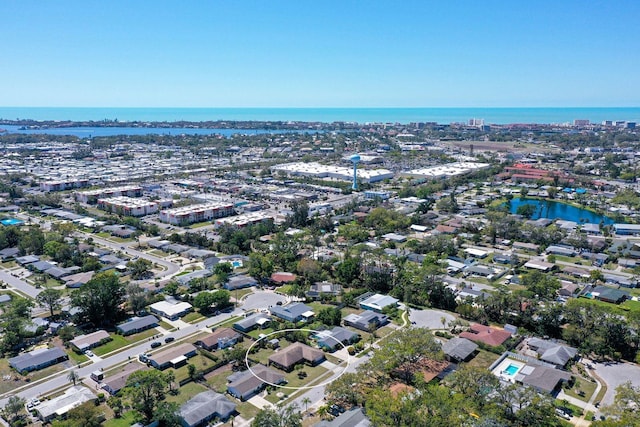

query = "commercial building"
214;212;274;228
40;179;89;192
402;162;490;179
75;185;143;204
270;162;393;184
159;202;234;225
97;196;159;217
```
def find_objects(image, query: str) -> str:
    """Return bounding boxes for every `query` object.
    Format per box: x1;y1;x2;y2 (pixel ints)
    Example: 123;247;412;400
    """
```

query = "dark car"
150;341;162;348
164;337;175;343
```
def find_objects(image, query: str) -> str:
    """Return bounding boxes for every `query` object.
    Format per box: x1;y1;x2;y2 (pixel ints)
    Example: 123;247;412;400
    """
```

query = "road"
0;270;41;298
74;231;180;278
0;289;286;407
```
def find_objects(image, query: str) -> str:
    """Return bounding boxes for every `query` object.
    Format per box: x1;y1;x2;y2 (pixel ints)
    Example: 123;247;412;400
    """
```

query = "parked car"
84;350;94;357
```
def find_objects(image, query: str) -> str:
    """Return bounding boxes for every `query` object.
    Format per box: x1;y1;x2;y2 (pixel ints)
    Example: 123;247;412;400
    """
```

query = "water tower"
349;154;361;191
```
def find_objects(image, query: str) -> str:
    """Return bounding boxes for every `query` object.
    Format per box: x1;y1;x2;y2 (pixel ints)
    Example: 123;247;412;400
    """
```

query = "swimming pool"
504;364;520;376
232;260;243;268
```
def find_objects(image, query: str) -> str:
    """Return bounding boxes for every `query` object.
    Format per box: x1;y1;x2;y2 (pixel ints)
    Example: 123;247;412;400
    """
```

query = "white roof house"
149;300;193;320
36;386;97;422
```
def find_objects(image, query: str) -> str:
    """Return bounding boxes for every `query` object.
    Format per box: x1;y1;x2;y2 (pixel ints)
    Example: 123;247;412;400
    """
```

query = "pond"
507;198;616;224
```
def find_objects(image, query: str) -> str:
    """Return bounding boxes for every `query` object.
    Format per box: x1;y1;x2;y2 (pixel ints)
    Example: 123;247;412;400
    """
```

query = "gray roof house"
526;338;578;368
343;310;388;331
224;274;258;290
315;407;371;427
227;364;285;400
270;302;315;323
9;347;68;373
179;390;236;427
116;315;159;336
442;337;478;362
233;313;271;333
315;327;359;351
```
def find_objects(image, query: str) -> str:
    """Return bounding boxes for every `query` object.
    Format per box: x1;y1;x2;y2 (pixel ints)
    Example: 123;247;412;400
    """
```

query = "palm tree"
302;397;311;413
67;370;79;386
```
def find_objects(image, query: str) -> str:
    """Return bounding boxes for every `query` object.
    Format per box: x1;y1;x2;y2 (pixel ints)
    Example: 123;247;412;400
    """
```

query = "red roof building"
459;324;512;347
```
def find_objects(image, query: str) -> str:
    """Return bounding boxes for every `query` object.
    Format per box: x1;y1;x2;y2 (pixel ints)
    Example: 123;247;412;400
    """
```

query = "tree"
154;401;181;427
125;370;171;424
71;271;126;327
52;401;102;427
36;288;63;318
67;370;79;386
302;397;311;413
107;396;124;418
316;306;342;326
127;283;148;314
127;258;153;280
251;403;303;427
2;395;26;423
325;372;366;407
362;327;443;383
248;252;274;282
516;203;536;219
335;255;361;287
193;292;215;313
598;381;640;426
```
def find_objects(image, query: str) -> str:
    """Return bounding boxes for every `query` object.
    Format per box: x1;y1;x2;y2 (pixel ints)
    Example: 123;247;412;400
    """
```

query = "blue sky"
1;1;638;107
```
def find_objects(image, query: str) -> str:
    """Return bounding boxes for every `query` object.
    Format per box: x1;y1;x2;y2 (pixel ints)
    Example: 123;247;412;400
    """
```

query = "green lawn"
465;349;500;369
158;320;177;332
563;377;598;402
206;369;231;393
93;330;158;356
171;355;218;383
622;299;640;313
189;221;213;229
65;349;89;364
182;312;206;323
93;334;129;356
103;410;138;427
247;326;276;340
149;249;170;257
166;381;209;406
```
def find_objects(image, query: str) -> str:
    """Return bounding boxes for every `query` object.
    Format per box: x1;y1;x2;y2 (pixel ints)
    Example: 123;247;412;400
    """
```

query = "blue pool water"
504;364;520;376
232;260;243;268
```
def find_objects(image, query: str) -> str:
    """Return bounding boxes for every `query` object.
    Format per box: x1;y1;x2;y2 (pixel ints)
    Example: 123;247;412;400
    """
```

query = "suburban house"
525;338;578;368
460;324;512;347
149;300;193;321
224;275;258;291
359;293;399;312
227;364;285;400
343;310;389;332
590;286;629;304
315;407;371;427
100;365;143;395
314;327;360;351
69;330;111;353
270;302;315;323
233;313;271;333
442;337;478;362
178;390;236;427
9;347;68;374
148;343;198;370
268;342;325;372
116;315;159;336
63;271;94;288
270;272;297;285
36;386;97;422
306;282;342;300
196;328;242;351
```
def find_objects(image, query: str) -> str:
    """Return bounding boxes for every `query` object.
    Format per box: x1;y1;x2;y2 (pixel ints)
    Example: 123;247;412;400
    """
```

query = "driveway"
589;360;640;406
409;308;456;330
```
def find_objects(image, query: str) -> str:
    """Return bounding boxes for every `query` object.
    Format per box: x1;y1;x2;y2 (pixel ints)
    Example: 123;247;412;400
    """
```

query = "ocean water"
1;107;639;125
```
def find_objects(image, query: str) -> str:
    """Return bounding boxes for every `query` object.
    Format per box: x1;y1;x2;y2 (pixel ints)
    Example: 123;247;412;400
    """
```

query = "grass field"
93;330;158;356
166;381;209;406
182;312;206;323
103;410;138;427
563;377;597;402
465;349;500;369
158;320;177;332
